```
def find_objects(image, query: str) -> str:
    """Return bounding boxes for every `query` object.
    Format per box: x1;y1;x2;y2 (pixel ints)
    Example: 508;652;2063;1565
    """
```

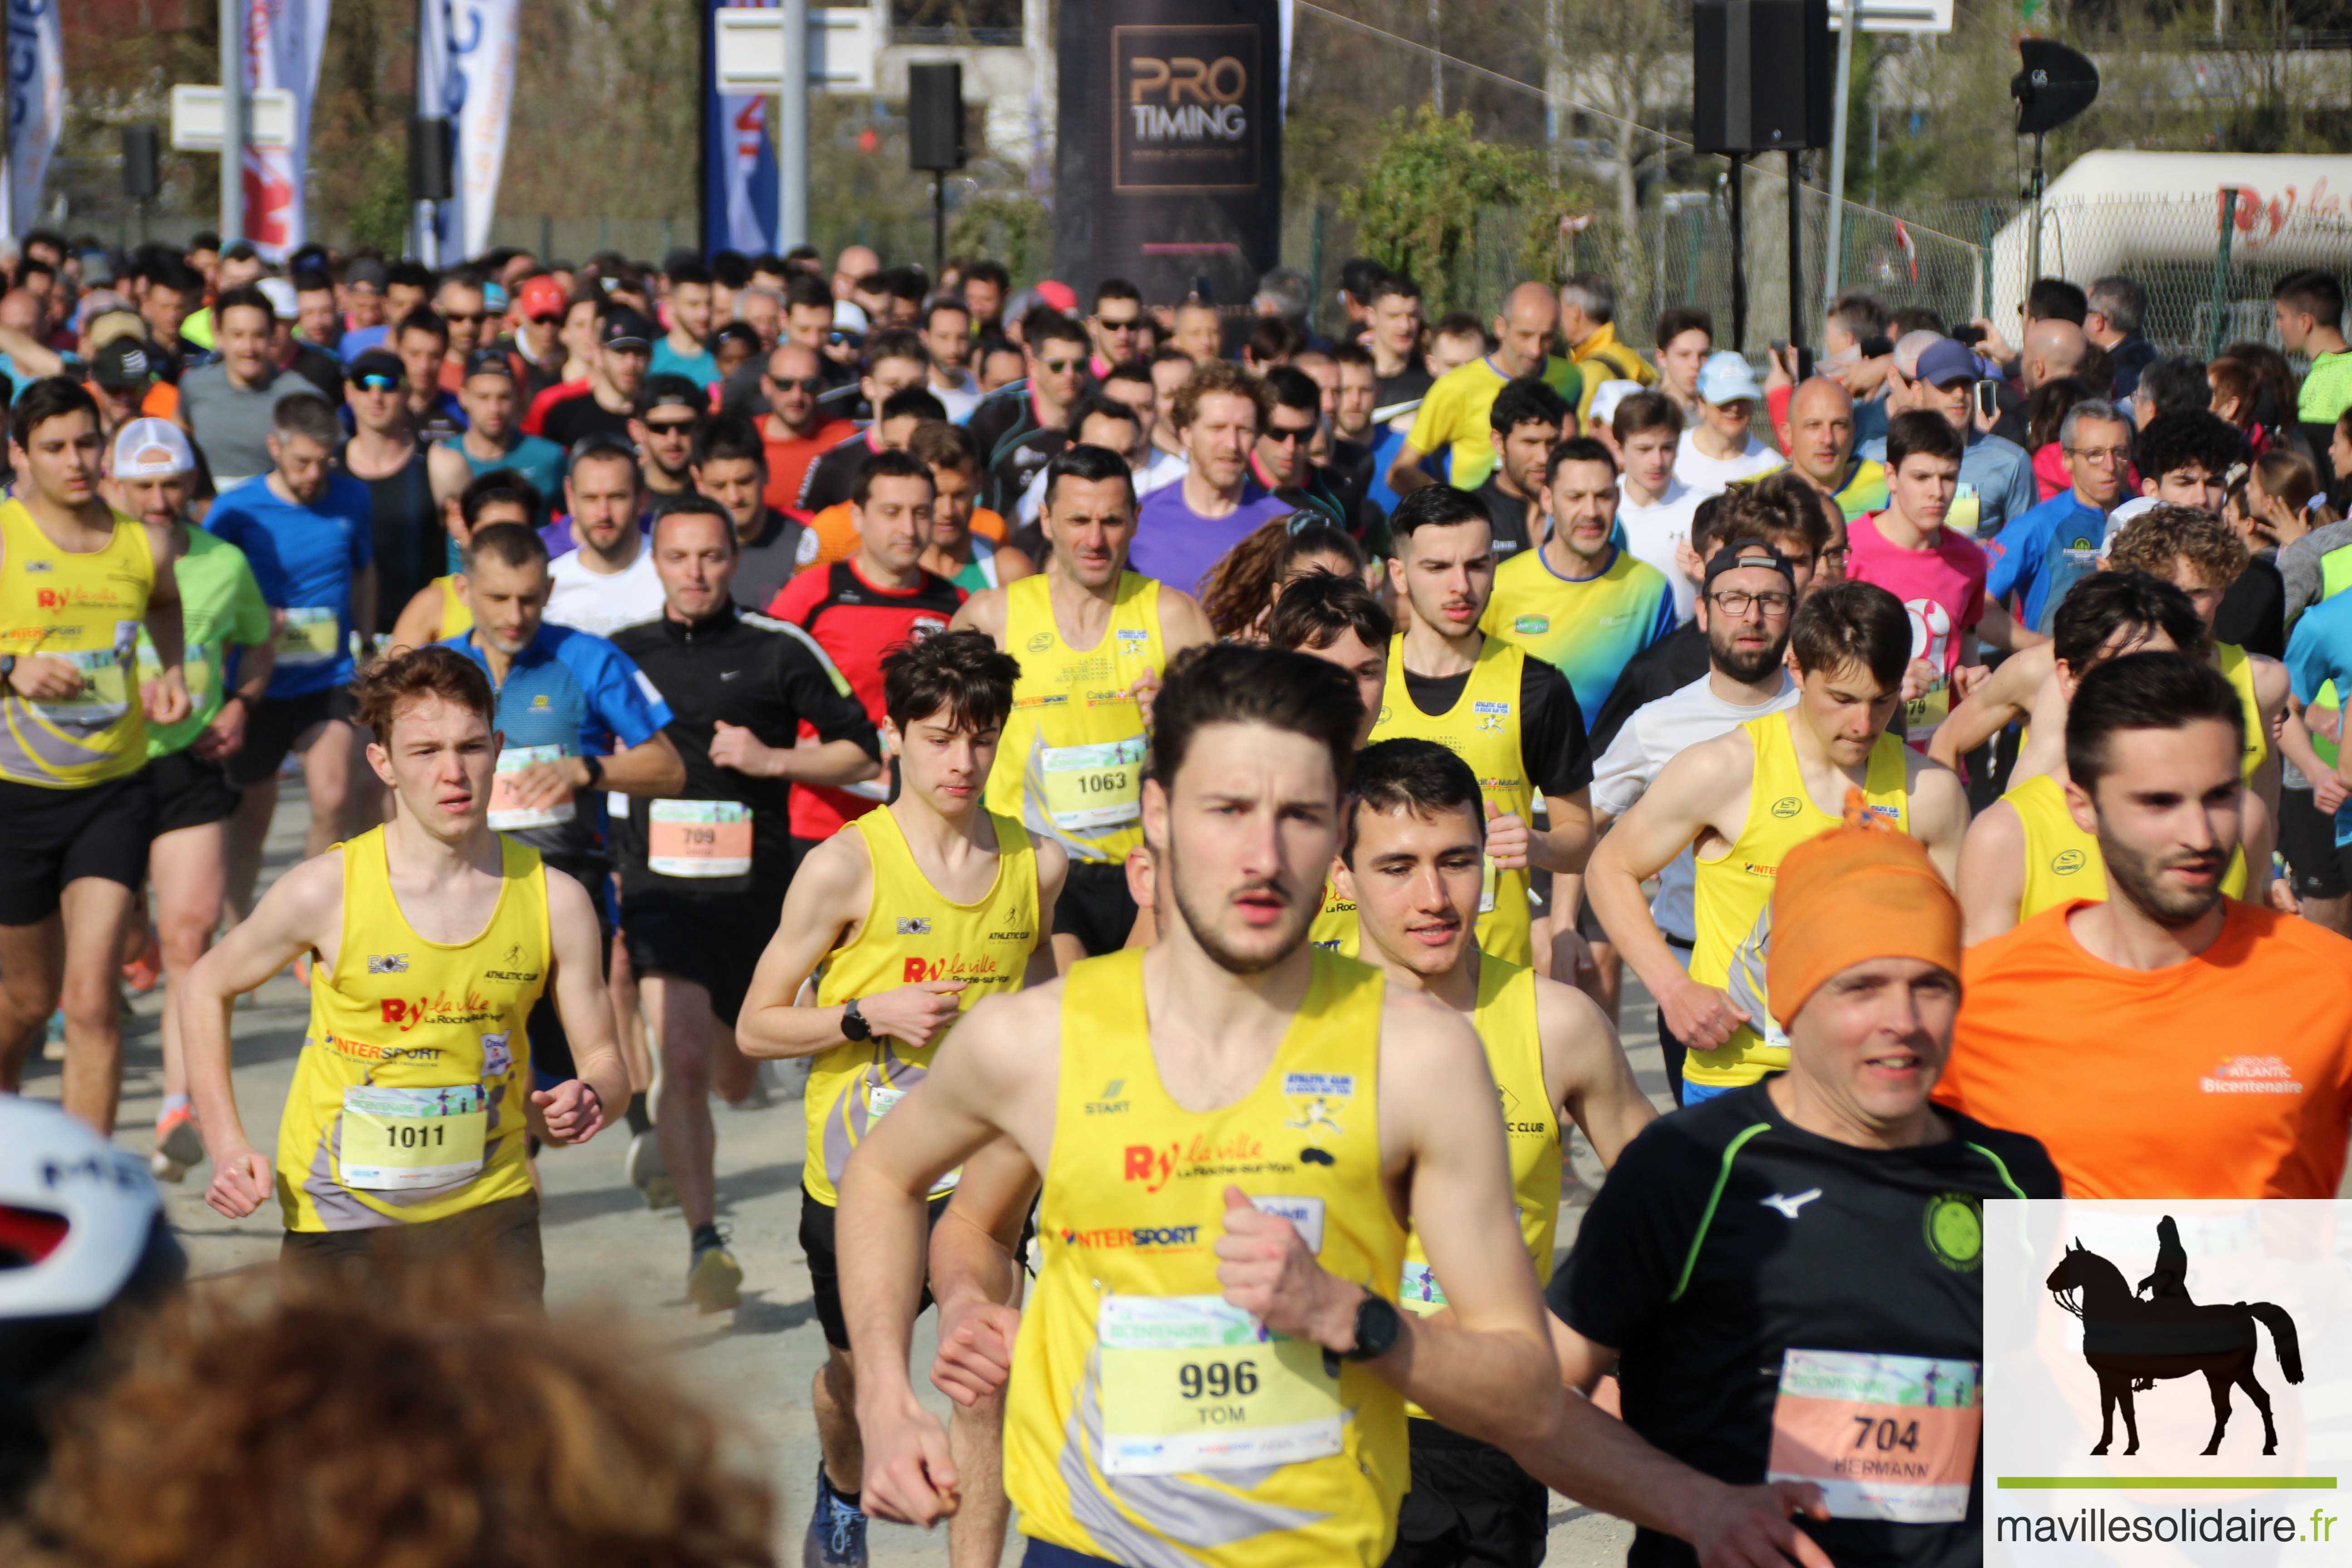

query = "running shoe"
150;1107;206;1183
627;1131;677;1210
803;1463;869;1568
686;1228;743;1314
121;926;162;995
41;1010;64;1062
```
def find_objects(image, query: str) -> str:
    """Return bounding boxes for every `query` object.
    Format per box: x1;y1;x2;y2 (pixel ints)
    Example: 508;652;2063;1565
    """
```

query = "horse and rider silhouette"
2046;1217;2303;1457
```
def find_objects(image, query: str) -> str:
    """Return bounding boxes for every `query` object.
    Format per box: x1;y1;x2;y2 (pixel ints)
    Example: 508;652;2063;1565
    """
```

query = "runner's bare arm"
1975;596;2042;654
426;441;471;508
840;985;1061;1527
1955;799;2029;946
733;832;878;1059
928;1137;1041;1408
1387;441;1435;497
1926;646;2046;771
1535;975;1655;1167
386;583;447;654
183;852;346;1217
2248;656;2288;871
1533;787;1594;875
593;730;686;795
947;587;1009;642
1585;734;1752;1049
1025;838;1069;986
139;524;191;725
1156;586;1217;656
1515;1323;1833;1568
1903;755;1972;884
1326;996;1558;1450
532;870;627;1145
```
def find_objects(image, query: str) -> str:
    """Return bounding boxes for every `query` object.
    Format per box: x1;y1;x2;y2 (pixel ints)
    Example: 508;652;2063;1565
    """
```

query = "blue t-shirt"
1128;481;1296;598
338;325;390;363
441;621;673;862
2286;593;2352;845
205;474;375;698
650;339;720;389
1983;491;2107;635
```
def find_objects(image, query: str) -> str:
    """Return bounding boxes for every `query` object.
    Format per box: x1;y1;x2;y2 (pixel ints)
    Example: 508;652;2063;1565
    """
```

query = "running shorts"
227;684;358;788
147;748;241;836
2278;786;2350;902
278;1192;545;1303
620;887;783;1029
0;768;157;925
1382;1419;1550;1568
1052;857;1138;957
799;1185;952;1351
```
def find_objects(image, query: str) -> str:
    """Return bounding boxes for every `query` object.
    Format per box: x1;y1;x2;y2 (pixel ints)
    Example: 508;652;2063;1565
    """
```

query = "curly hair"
1196;514;1367;640
2105;504;2249;593
354;643;496;743
1170;357;1269;433
14;1275;775;1568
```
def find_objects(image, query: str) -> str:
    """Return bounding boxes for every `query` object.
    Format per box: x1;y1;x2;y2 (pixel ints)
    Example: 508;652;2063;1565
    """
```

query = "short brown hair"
1171;358;1269;433
1789;579;1913;691
906;419;975;476
15;1277;774;1568
2105;505;2248;593
355;644;496;744
882;627;1021;734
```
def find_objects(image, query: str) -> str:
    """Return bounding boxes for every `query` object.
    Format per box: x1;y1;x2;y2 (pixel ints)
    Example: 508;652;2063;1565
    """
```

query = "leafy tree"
1341;106;1587;302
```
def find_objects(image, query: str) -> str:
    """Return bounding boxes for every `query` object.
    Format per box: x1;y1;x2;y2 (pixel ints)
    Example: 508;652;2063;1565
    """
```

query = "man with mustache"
1940;650;2352;1199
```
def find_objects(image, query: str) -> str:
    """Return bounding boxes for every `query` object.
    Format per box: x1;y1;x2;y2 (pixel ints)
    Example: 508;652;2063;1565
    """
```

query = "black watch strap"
842;996;872;1040
1342;1291;1401;1362
580;752;604;789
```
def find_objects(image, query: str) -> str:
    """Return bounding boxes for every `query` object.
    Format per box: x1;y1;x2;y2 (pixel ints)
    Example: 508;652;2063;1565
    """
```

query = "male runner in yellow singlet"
735;629;1064;1568
1358;484;1594;967
0;379;190;1132
838;643;1560;1568
181;646;628;1300
950;443;1212;969
1588;578;1969;1104
1303;735;1655;1567
1955;570;2234;943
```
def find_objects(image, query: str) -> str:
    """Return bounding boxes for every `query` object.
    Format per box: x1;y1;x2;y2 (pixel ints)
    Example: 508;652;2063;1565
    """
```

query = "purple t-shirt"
1128;480;1297;596
539;512;652;562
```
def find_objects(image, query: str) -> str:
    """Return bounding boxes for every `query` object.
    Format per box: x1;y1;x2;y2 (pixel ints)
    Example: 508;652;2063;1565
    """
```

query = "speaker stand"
932;170;948;282
1786;148;1805;357
1727;153;1748;353
2025;131;2046;285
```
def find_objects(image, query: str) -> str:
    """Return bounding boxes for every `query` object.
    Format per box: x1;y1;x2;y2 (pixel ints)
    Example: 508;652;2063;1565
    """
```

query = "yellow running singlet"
1308;877;1359;956
437;574;474;640
987;572;1166;866
2008;771;2246;921
1004;948;1408;1568
277;828;549;1231
2215;642;2267;784
1397;955;1553;1421
0;499;156;787
1687;713;1908;1089
1367;635;1535;965
804;806;1040;1206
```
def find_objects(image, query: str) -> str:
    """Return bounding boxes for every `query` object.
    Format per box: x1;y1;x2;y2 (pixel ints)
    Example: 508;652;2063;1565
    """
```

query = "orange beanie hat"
1766;791;1963;1029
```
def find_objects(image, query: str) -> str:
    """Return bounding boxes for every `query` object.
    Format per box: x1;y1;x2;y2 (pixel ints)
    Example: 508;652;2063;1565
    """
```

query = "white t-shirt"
546;543;667;638
1674;428;1785;498
932;369;982;425
1615;478;1706;623
1591;670;1799;945
1019;444;1188;523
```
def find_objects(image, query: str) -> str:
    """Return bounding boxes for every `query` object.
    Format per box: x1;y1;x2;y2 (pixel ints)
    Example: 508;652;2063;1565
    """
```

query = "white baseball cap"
111;417;197;480
1585;379;1646;431
256;276;299;321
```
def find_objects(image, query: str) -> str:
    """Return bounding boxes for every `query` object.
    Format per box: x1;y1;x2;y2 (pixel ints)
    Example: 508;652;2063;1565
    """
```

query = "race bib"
487;744;577;831
276;606;342;667
1040;736;1145;832
138;638;211;706
28;645;132;725
1903;679;1950;753
1097;1294;1345;1476
867;1083;906;1120
647;799;753;877
338;1083;488;1191
1765;1349;1980;1523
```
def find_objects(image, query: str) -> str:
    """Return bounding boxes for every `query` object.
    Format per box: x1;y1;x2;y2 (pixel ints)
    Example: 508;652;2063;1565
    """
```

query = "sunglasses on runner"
1039;358;1082;374
352;372;400;392
643;418;697;436
768;373;825;392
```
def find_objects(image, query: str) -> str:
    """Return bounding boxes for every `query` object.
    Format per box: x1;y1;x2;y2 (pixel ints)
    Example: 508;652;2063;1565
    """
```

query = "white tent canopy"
1990;151;2352;328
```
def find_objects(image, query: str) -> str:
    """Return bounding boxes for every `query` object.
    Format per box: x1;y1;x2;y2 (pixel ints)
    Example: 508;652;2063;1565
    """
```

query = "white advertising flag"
4;0;65;239
239;0;333;260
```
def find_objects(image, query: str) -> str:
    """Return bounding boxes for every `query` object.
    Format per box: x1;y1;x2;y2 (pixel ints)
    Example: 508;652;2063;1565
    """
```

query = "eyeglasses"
767;373;824;393
2067;445;2132;466
1708;589;1795;617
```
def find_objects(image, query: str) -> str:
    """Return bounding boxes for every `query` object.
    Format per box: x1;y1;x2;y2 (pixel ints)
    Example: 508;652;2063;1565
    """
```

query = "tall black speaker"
908;63;967;172
122;127;162;201
1692;0;1834;154
409;116;456;202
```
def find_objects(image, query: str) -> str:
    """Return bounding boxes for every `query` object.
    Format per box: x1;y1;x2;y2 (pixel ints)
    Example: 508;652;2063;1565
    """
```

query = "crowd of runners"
4;230;2352;1568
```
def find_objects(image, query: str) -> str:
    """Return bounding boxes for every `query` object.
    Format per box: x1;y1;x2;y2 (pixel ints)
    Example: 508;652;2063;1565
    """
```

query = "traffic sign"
170;85;297;152
1827;0;1954;33
715;7;877;93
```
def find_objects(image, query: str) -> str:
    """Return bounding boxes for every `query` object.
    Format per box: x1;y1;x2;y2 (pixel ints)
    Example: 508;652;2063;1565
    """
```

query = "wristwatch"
842;997;873;1041
0;655;15;691
579;753;605;789
1341;1290;1402;1362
